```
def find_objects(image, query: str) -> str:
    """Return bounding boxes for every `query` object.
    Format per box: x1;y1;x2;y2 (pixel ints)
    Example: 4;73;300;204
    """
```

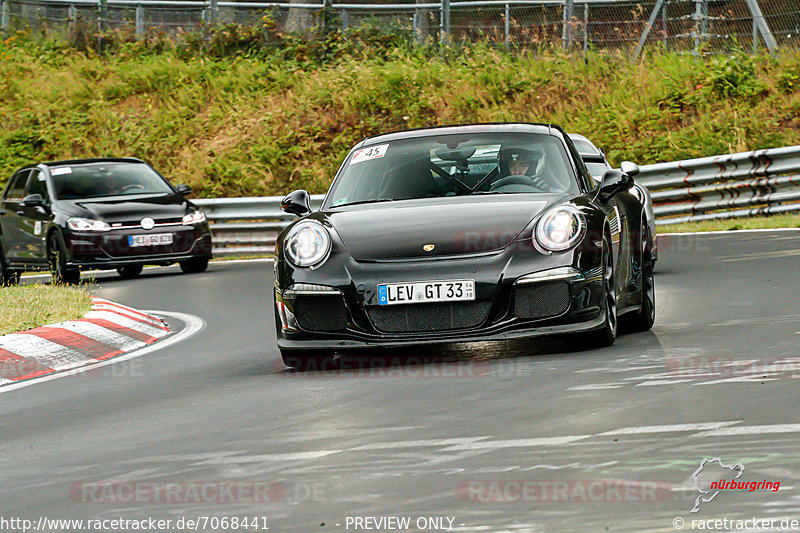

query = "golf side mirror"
620;161;640;177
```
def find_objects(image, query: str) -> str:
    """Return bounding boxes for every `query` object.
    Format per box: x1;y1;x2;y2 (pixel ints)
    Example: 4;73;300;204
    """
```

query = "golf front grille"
367;301;491;333
293;296;348;332
514;282;571;319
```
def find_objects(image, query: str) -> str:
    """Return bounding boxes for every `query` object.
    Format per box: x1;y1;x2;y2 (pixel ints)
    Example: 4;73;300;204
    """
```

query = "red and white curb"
0;297;170;386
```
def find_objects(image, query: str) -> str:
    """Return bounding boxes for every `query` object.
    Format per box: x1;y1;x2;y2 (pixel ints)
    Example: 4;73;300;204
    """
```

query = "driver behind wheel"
498;147;541;178
494;147;553;192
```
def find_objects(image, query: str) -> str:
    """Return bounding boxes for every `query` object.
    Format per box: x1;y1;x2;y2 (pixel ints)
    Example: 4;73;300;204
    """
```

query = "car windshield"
326;133;579;208
51;162;174;200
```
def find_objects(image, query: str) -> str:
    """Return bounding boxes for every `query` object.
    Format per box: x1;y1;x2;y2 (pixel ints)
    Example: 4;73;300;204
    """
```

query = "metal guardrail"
636;145;800;226
196;144;800;256
194;196;323;257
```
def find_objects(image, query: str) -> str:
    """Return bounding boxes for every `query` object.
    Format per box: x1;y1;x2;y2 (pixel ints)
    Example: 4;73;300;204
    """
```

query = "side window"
3;171;30;202
563;136;596;192
25;170;49;202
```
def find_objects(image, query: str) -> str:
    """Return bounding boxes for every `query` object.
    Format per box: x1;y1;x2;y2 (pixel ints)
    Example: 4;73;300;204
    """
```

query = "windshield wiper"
329;198;395;209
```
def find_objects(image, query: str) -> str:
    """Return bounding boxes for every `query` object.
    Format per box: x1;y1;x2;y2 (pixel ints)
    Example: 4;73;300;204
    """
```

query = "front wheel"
280;349;336;372
48;234;81;285
180;257;209;274
575;238;617;348
117;265;143;279
0;252;20;287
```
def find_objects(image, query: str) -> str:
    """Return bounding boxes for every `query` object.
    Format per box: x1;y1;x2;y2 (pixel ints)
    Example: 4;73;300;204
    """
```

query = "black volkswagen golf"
0;158;212;285
274;123;656;370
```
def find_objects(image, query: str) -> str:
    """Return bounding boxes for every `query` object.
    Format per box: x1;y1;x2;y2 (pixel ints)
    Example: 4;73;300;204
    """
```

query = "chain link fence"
1;0;798;56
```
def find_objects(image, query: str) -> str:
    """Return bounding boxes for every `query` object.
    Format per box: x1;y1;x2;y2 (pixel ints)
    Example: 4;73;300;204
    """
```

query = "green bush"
1;33;800;198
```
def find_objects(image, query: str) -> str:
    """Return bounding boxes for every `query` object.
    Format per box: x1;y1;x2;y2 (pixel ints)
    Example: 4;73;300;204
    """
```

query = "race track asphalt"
2;230;799;532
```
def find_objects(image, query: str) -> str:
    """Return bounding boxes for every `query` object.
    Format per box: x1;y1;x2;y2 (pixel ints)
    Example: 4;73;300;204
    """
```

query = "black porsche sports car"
0;158;212;285
274;123;655;369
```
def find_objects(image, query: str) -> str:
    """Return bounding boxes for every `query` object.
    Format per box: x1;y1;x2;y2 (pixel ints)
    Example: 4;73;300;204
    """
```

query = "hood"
324;195;564;261
61;193;189;223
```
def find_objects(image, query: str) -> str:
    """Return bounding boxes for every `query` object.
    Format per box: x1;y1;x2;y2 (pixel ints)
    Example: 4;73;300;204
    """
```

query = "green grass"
658;212;800;234
0;283;93;335
2;31;800;201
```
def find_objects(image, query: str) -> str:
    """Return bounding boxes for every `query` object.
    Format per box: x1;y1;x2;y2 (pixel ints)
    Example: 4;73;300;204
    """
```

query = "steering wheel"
489;175;547;192
122;184;145;191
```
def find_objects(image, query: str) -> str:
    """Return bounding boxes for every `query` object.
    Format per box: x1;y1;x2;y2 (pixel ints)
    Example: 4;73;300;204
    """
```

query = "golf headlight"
67;217;111;232
182;211;207;225
285;221;331;268
535;206;585;252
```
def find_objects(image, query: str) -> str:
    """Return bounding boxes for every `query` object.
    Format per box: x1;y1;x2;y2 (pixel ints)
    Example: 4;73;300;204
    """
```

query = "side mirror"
176;184;192;196
281;189;312;217
598;169;633;202
21;194;45;208
620;161;640;177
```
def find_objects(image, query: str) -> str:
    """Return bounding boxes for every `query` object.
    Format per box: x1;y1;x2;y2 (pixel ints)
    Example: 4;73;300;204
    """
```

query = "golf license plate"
128;233;173;247
377;280;475;306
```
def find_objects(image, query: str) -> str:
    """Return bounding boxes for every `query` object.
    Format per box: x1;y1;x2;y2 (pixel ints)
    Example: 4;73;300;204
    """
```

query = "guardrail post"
1;0;9;34
504;3;509;49
439;0;449;44
135;5;144;37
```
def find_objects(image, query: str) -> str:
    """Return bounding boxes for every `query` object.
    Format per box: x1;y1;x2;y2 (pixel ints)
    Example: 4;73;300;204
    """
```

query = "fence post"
439;0;449;44
661;0;667;48
582;2;588;58
744;0;777;52
208;0;218;26
561;0;573;51
68;4;76;33
1;0;8;34
504;3;509;49
96;0;105;49
135;5;144;37
692;0;707;53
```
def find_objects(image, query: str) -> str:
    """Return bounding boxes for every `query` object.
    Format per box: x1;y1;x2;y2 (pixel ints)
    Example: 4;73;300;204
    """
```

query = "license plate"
128;233;173;247
377;280;475;306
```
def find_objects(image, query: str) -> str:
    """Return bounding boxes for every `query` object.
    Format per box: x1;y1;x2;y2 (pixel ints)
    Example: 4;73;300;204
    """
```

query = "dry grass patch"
0;284;93;335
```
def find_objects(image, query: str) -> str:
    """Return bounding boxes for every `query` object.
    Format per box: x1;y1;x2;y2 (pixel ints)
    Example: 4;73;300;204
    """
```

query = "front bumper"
275;249;607;351
65;228;212;269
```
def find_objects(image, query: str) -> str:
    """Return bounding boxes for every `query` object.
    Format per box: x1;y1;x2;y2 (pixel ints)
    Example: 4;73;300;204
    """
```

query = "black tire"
579;237;617;348
280;349;336;372
117;265;143;279
180;257;209;274
627;224;656;332
48;233;80;285
0;251;20;287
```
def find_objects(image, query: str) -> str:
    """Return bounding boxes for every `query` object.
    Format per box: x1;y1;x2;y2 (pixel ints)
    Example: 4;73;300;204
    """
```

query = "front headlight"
284;221;331;268
67;217;111;232
182;211;207;225
534;206;585;252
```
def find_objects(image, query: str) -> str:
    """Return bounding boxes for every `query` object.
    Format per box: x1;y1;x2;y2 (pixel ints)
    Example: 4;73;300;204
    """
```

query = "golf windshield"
326;133;579;208
52;162;174;200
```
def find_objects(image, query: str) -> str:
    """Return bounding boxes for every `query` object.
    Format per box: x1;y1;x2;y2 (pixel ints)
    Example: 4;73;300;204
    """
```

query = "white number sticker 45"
350;144;389;165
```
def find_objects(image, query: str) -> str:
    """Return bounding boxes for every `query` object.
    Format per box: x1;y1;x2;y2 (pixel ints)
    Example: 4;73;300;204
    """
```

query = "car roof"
567;133;604;157
41;157;146;168
361;123;566;147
